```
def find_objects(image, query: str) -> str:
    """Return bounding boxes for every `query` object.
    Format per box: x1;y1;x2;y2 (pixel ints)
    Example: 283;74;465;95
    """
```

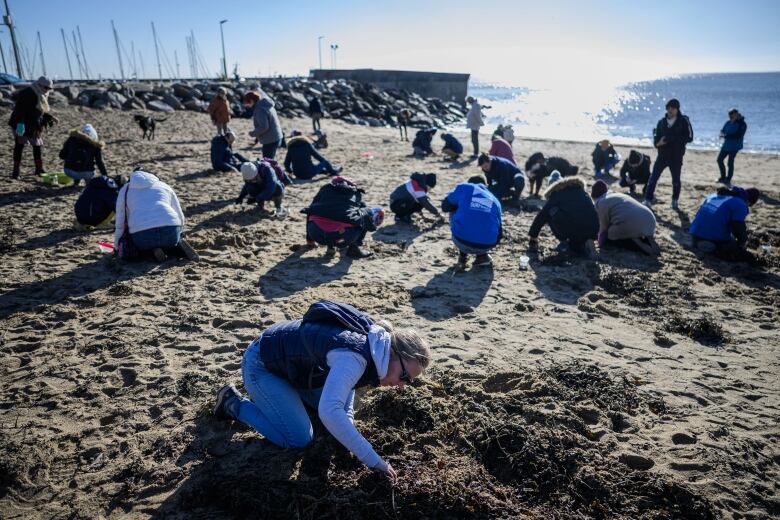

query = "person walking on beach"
59;124;109;186
207;87;232;136
465;96;484;158
643;98;694;210
213;299;430;481
389;172;443;224
8;76;58;179
237;161;287;218
478;153;525;203
619;150;651;196
284;130;343;179
244;91;283;159
210;131;249;172
309;96;324;133
716;108;747;187
591;140;620;178
591;180;659;256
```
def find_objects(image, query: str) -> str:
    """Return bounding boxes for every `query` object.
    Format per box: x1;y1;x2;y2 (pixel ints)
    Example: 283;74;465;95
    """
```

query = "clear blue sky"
3;0;779;86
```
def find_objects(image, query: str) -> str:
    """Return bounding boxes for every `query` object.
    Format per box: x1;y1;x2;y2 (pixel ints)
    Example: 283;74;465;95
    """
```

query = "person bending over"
591;179;659;256
478;153;525;202
389;172;443;224
237;161;287;217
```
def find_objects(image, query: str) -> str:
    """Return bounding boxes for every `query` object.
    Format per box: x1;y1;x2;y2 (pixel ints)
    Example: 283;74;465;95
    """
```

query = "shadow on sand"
258;248;353;299
410;265;494;320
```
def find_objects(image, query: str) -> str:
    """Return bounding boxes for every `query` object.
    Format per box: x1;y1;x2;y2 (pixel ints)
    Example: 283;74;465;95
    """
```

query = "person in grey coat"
244;91;283;159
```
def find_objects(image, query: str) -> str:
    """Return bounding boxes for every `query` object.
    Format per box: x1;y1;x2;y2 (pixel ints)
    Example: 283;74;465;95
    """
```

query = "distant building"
310;69;470;104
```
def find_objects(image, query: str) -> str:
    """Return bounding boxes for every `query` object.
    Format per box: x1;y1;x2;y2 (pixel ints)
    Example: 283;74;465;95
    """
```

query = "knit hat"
547;170;562;186
290;129;302;137
666;98;680;110
425;173;437;188
745;187;761;206
466;96;475;103
370;208;385;227
591;179;608;199
81;124;98;141
240;162;258;181
243;91;261;104
467;175;486;185
36;76;52;90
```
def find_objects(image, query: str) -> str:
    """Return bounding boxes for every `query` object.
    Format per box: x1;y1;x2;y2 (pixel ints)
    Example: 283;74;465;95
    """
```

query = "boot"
474;254;493;267
11;160;20;179
456;252;468;270
177;238;200;262
346;243;372;259
34;158;45;175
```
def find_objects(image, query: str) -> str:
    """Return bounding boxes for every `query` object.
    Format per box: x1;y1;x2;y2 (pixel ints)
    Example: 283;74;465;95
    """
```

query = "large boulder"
364;117;385;127
74;94;91;107
182;98;206;112
163;94;185;110
91;98;109;110
146;100;174;113
122;97;145;110
47;91;68;106
172;83;197;98
56;86;79;100
103;91;127;109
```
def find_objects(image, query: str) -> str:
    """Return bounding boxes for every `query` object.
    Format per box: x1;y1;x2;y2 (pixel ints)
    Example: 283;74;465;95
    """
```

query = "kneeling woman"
214;300;431;479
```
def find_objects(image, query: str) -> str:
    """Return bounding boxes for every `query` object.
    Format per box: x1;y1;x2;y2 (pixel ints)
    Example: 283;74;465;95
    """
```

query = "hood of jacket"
258;97;275;109
128;170;160;190
543;176;585;198
287;135;311;147
70;128;104;148
368;324;391;379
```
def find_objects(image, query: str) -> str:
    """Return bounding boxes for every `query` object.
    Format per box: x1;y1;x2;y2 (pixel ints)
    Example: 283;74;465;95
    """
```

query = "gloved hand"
234;197;244;205
15;123;25;136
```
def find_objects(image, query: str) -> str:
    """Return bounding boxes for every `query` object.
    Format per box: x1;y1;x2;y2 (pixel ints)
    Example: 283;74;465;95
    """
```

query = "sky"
2;0;779;87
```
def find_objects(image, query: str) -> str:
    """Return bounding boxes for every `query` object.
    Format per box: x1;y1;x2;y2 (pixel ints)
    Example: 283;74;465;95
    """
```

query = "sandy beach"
1;104;778;519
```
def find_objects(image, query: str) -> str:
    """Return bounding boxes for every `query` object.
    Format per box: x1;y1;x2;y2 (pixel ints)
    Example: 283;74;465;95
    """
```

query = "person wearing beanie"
244;90;283;159
301;176;380;259
643;98;694;209
389;172;443;224
210;131;249;172
591;180;659;256
283;131;342;180
441;175;502;269
412;128;437;158
478;153;525;203
716;108;748;186
528;176;598;258
591;140;620;178
440;132;463;160
689;185;762;263
8;76;59;179
207;87;232;136
547;170;562;186
465;96;485;158
619;150;652;196
236;161;287;217
59;123;109;186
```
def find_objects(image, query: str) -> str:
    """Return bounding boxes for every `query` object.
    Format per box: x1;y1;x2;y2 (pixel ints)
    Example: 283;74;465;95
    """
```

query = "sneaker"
715;177;725;184
456;252;469;270
473;254;493;267
332;166;344;175
274;206;289;219
178;238;200;262
346;244;373;259
631;237;656;256
214;384;241;419
324;246;336;257
394;214;412;224
671;199;679;210
152;248;167;262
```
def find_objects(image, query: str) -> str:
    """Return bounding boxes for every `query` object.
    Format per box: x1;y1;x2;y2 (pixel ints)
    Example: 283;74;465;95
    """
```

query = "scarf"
31;83;50;114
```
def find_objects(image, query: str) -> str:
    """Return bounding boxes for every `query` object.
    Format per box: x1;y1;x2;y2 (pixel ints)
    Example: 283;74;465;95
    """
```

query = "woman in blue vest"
213;300;431;480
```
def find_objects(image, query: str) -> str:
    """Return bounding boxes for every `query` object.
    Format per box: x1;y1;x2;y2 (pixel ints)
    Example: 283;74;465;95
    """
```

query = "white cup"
519;255;530;270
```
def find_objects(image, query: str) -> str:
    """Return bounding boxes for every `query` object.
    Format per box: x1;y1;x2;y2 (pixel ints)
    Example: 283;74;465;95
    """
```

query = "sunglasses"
395;349;413;384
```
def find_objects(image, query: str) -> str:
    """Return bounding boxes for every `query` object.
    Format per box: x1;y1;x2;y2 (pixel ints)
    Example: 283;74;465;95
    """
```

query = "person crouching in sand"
211;131;249;173
237;161;287;218
528;173;598;257
301;176;383;259
478;153;526;203
441;175;502;269
619;150;651;196
74;174;125;230
59;124;109;186
389;172;444;224
214;299;431;481
590;180;659;256
412;128;437;159
440;132;463;160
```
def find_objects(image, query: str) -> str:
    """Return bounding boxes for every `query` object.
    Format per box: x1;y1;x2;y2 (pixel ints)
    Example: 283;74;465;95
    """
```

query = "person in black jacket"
8;76;58;179
619;150;651;196
284;132;342;180
210;131;249;172
591;140;620;177
59;124;109;186
478;153;525;202
74;175;125;228
643;98;694;209
528;176;598;257
412;128;437;158
388;172;443;223
309;96;323;132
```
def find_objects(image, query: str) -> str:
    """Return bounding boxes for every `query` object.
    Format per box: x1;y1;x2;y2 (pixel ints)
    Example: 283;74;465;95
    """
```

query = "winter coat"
486;156;524;198
113;170;185;248
74;176;120;226
389;173;438;214
595;192;656;241
441;133;463;154
489;138;515;164
466;101;484;130
210;135;246;172
8;86;52;138
250;98;283;145
529;177;598;242
207;96;231;125
653;113;693;162
309;97;323;115
284;135;328;179
303;182;376;231
591;144;619;170
441;182;502;249
412;130;435;154
721;116;747;153
619;151;651;184
59;128;108;175
237;161;284;203
690;188;750;243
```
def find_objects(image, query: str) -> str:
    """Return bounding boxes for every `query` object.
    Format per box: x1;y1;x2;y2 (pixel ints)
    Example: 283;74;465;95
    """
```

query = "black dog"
134;115;166;140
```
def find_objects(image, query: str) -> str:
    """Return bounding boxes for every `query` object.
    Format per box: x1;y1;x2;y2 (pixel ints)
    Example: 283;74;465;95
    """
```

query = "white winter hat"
547;170;562;186
82;124;98;141
241;162;258;181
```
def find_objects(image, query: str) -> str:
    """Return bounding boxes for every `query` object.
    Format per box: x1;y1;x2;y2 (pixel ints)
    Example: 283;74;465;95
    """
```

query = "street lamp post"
317;36;324;70
330;44;339;69
219;19;228;79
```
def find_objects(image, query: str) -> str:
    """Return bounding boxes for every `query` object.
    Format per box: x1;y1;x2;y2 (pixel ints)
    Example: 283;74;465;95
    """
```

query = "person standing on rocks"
643;98;693;210
244;91;283;159
8;76;58;179
465;96;484;158
207;87;232;136
213;299;431;481
716;108;747;187
308;96;324;132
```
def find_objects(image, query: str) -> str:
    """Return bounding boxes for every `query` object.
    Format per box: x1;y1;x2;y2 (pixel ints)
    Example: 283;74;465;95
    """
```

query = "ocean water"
468;72;780;153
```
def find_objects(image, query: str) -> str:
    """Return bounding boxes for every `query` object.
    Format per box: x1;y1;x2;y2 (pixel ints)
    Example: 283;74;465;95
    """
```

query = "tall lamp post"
219;19;228;79
317;35;324;69
330;44;339;69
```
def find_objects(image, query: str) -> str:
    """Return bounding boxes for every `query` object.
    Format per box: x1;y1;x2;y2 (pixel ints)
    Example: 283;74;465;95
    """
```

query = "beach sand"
0;105;778;518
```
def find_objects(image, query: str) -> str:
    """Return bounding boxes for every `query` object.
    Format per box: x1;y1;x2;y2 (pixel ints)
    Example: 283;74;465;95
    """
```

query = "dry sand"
0;104;778;519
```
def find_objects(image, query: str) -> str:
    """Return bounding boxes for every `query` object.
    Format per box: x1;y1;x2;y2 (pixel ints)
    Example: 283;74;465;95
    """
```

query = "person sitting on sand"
528;173;598;257
591;140;620;178
717;108;747;187
59;123;109;186
214;299;431;480
619;150;651;196
283;130;342;180
412;128;437;158
689;185;761;263
210;131;249;173
207;87;231;136
114;169;199;262
308;96;324;132
397;108;413;141
74;174;125;229
237;161;287;217
301;176;383;259
244;90;283;159
478;153;525;202
440;132;463;160
389;172;444;224
441;175;502;269
488;135;515;165
524;152;547;197
591;180;659;256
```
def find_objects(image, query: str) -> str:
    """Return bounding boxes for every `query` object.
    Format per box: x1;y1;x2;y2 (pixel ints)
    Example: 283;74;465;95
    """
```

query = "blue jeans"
645;156;682;201
298;160;334;180
306;221;366;248
64;168;95;183
231;340;354;448
597;157;619;176
130;225;181;251
452;236;491;255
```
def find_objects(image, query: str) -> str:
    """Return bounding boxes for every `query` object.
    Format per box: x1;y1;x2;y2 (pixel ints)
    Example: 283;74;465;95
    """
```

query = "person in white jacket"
113;169;198;262
465;96;485;158
213;300;431;481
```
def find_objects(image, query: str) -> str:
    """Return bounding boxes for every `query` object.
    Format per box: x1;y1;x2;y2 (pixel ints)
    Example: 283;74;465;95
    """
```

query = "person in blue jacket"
591;140;620;178
74;174;125;228
689;185;761;263
441;175;502;268
237;161;287;217
211;131;249;172
716;108;747;186
440;132;463;160
284;131;342;180
478;153;525;203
